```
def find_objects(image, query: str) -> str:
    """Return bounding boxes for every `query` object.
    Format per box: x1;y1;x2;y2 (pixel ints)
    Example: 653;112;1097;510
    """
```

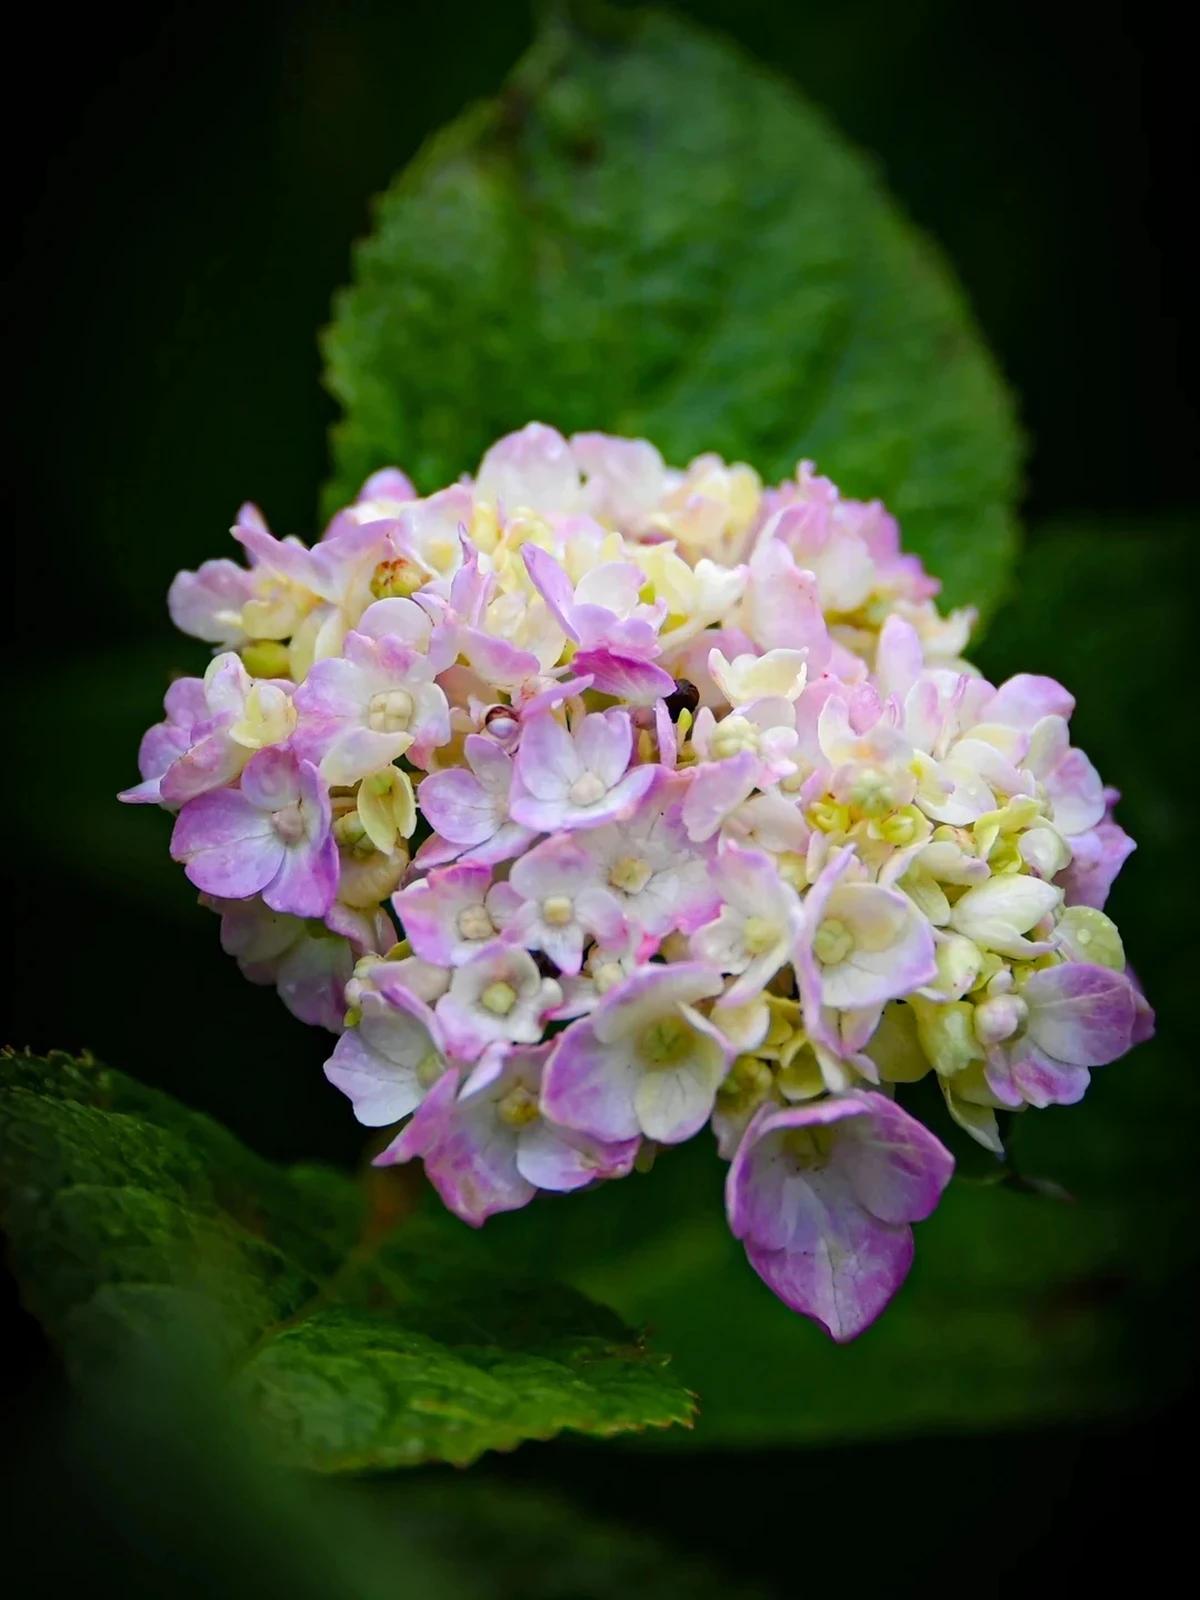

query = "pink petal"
276;935;354;1032
167;559;254;644
292;655;364;727
358;467;416;504
997;1042;1091;1109
264;833;339;918
516;1120;640;1191
873;616;924;705
746;541;831;670
459;628;541;691
1057;820;1136;910
171;787;281;895
571;649;676;704
835;1091;954;1225
458;820;540;866
1044;745;1107;837
180;833;283;901
417;769;497;845
477;423;580;516
513;713;581;801
522;544;579;638
591;961;725;1043
240;746;302;811
1023;963;1136;1066
576;709;634;788
985;674;1075;729
680;750;759;842
744;1215;914;1343
374;1067;462;1162
540;1022;641;1142
725;1098;869;1251
394;861;494;966
158;717;245;803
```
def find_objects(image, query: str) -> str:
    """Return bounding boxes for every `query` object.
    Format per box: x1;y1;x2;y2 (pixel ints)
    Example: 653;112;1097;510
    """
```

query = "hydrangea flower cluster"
124;423;1152;1341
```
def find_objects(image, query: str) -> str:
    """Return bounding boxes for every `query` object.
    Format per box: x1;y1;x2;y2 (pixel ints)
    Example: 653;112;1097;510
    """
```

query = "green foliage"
323;3;1021;614
0;1050;694;1468
6;1337;760;1599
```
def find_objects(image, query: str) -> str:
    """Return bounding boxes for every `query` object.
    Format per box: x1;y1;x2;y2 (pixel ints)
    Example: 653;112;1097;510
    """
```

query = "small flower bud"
484;704;520;743
370;555;425;599
934;935;984;999
241;639;292;678
911;997;982;1079
973;993;1027;1046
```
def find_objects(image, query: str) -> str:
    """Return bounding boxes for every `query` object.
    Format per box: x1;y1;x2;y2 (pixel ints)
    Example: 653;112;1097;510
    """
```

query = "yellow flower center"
777;852;808;891
848;766;896;818
640;1015;693;1069
425;538;459;574
808;800;851;835
272;802;306;845
497;1084;540;1129
333;809;372;855
742;916;778;956
878;805;927;848
813;918;854;966
230;684;297;751
711;716;758;760
592;960;625;994
541;895;574;927
568;772;607;806
457;905;496;941
367;688;415;733
783;1124;834;1167
609;855;653;894
480;981;517;1016
370;556;425;600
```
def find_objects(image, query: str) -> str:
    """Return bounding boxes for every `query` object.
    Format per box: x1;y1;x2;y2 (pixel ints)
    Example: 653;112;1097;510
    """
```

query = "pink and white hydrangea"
726;1093;954;1341
325;960;449;1126
416;735;537;867
982;963;1139;1109
170;746;337;918
434;944;563;1062
293;629;451;781
485;832;627;975
127;423;1152;1341
542;963;733;1144
375;1043;640;1224
691;840;803;1005
508;708;657;832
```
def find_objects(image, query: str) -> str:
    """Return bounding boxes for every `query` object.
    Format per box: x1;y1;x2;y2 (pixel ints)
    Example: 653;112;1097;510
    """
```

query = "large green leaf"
322;3;1021;615
0;1050;694;1468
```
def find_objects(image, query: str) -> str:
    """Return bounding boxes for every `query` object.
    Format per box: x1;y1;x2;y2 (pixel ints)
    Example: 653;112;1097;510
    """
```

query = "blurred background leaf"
1;1052;694;1467
324;3;1021;615
2;1336;760;1599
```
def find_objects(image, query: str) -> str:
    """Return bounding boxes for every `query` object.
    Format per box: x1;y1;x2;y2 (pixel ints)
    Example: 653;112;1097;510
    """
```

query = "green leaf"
0;1050;694;1469
323;3;1021;615
12;1330;759;1600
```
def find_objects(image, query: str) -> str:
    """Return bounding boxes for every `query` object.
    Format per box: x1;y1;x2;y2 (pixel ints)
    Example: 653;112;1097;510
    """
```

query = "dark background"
3;0;1196;1593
